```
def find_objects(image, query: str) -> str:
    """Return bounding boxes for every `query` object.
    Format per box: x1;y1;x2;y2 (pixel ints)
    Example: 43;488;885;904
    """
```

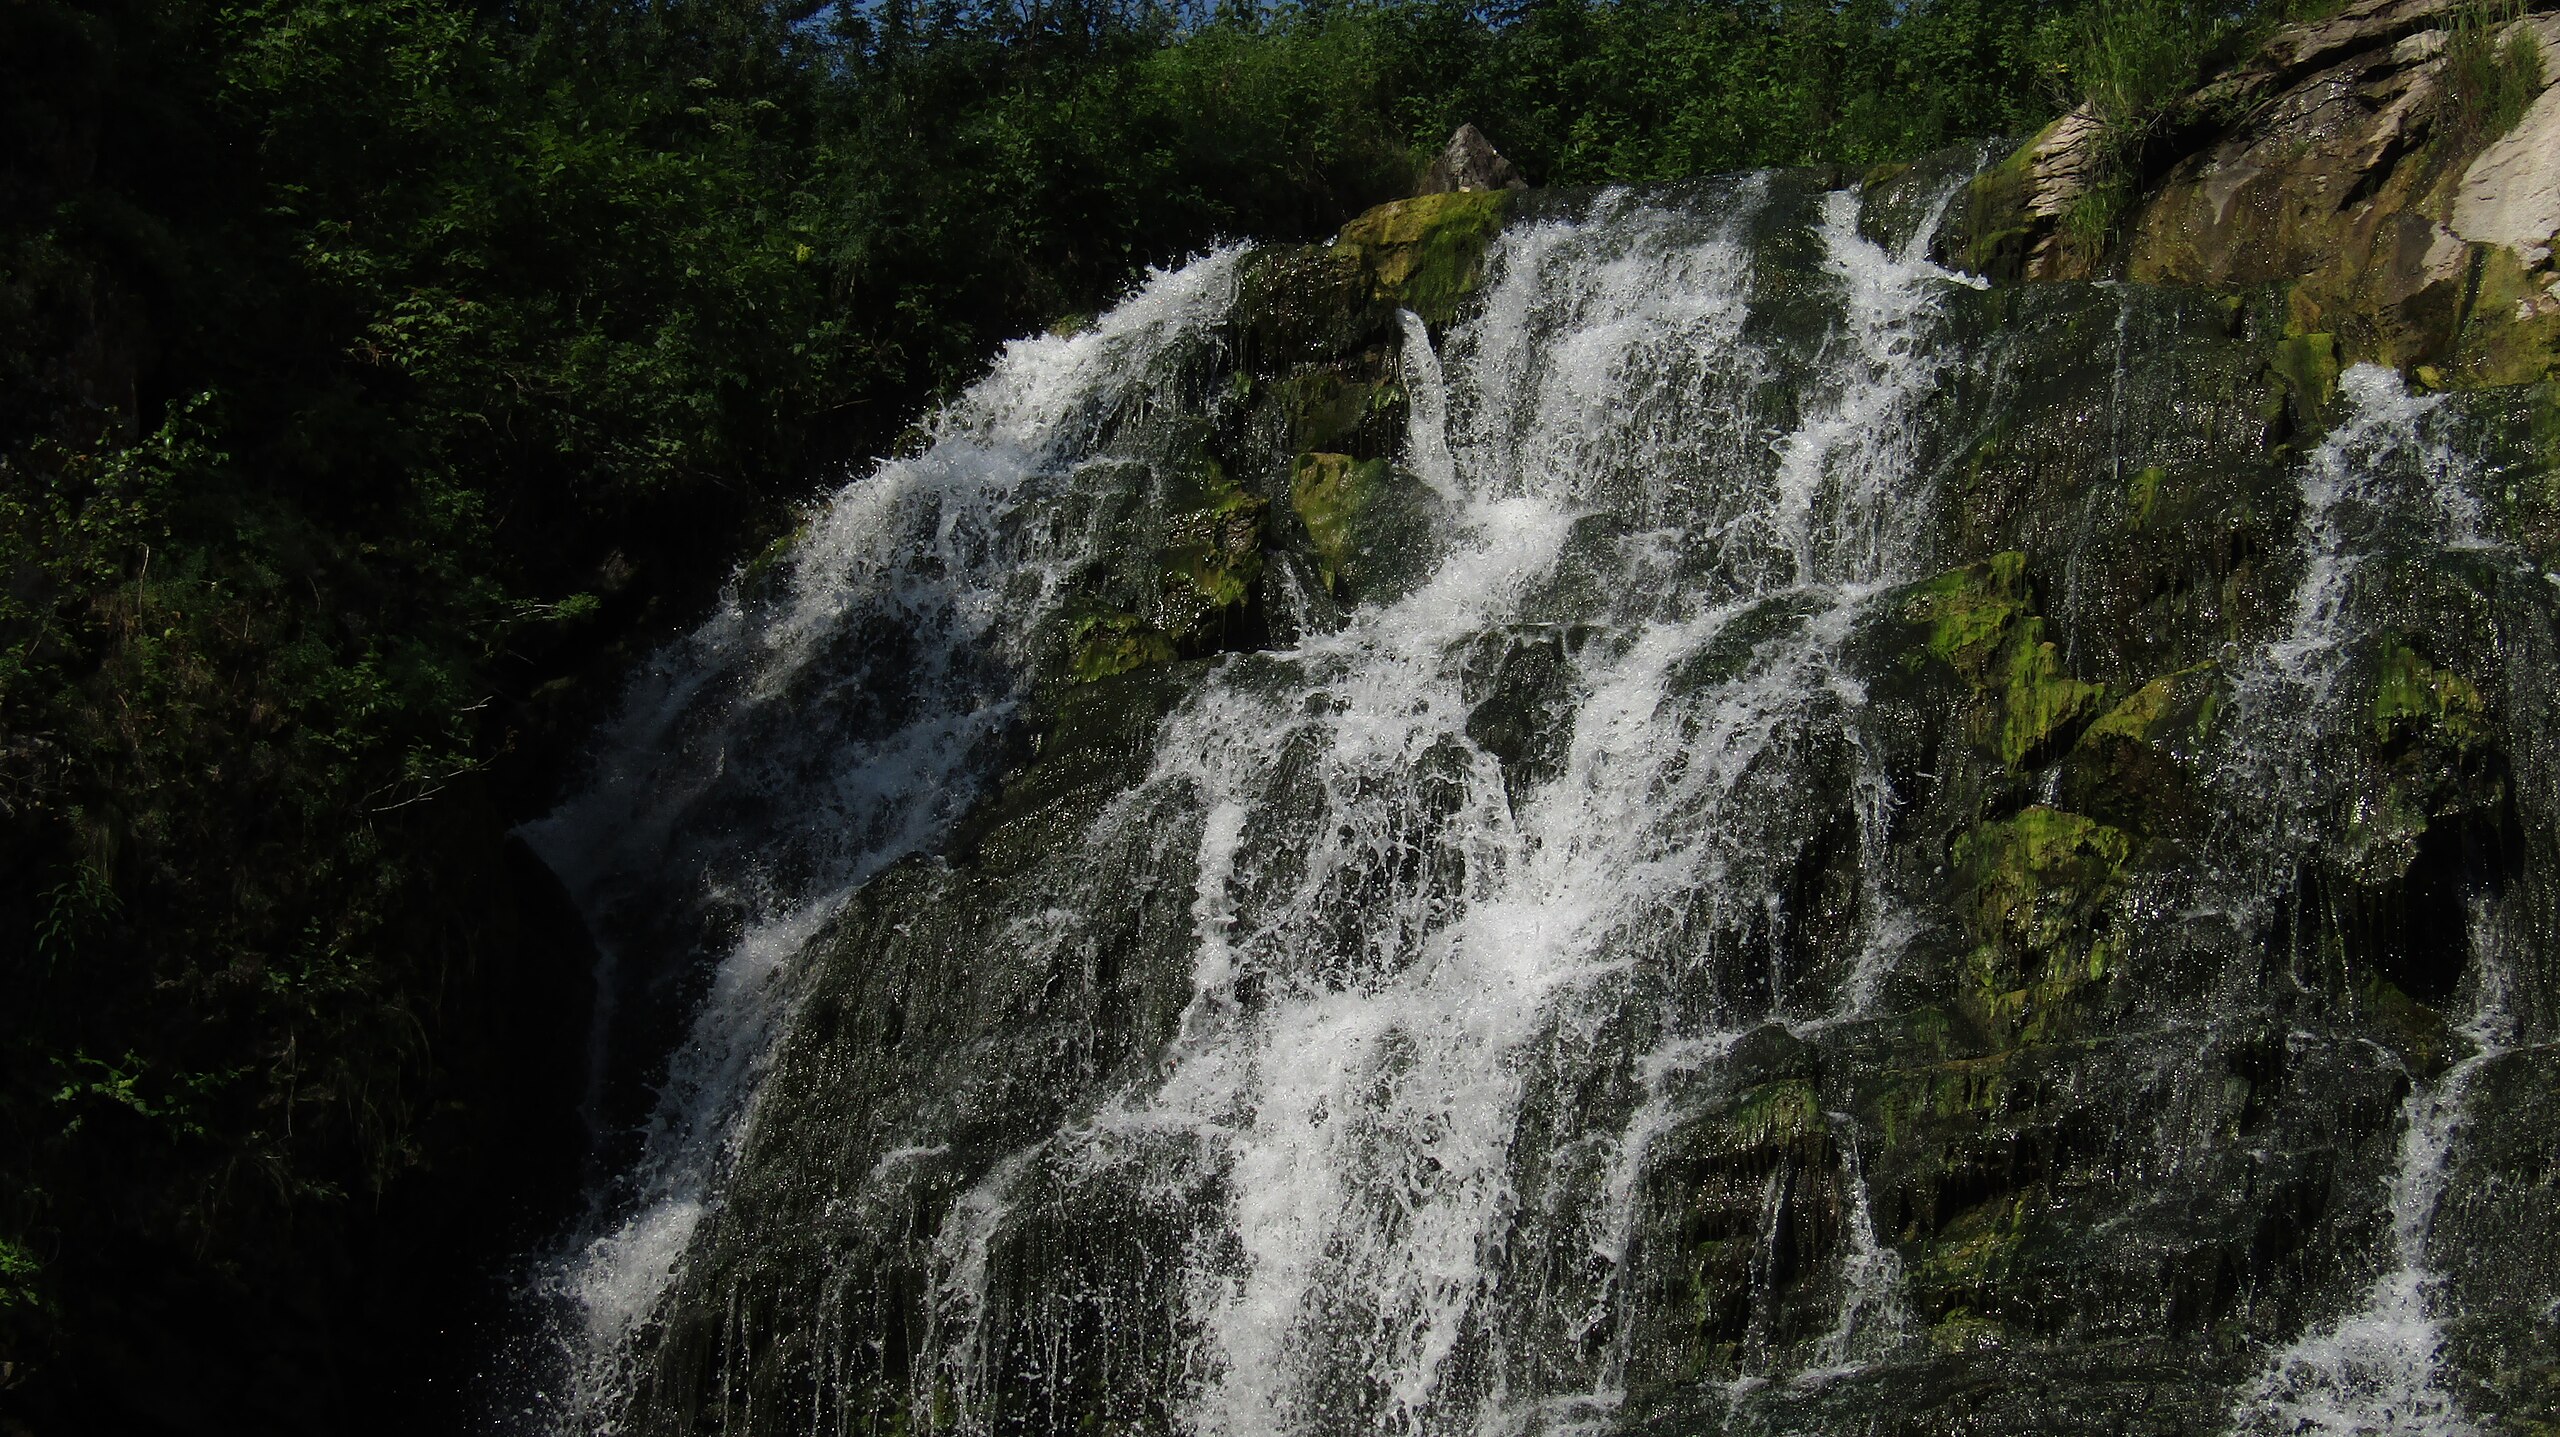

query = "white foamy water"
516;163;2544;1437
2216;365;2510;1436
2251;366;2488;713
975;177;1987;1437
2230;933;2511;1437
2207;364;2498;924
517;249;1249;1429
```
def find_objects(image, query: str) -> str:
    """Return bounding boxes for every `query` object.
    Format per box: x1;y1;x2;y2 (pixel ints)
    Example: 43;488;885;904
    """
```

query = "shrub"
2440;0;2546;143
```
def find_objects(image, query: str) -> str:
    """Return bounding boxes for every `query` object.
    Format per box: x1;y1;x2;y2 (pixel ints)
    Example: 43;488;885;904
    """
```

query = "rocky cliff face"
1960;0;2560;392
526;41;2560;1437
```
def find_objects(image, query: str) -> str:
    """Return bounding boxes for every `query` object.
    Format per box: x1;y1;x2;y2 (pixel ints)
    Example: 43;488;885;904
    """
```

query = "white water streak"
2221;364;2509;1436
523;249;1248;1430
2231;937;2510;1435
1064;177;1981;1437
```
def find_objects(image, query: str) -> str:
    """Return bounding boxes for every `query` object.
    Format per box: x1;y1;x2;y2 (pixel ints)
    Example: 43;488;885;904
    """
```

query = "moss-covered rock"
1334;189;1509;329
2451;241;2560;387
1066;611;1178;683
2060;663;2219;841
1954;807;2132;1042
2268;329;2342;426
1154;461;1267;646
1289;450;1388;595
1942;110;2109;283
2371;637;2488;751
1236;244;1384;370
1901;554;2106;769
2024;3;2560;390
1271;369;1404;458
1912;1189;2037;1314
1907;551;2030;681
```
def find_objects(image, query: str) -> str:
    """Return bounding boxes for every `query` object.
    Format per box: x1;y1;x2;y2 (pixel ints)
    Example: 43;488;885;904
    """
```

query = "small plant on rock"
2440;0;2546;143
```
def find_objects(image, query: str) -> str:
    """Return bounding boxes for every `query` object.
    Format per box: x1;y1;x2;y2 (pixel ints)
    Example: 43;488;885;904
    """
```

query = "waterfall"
513;167;2559;1437
515;249;1249;1428
2219;368;2514;1436
2229;943;2512;1437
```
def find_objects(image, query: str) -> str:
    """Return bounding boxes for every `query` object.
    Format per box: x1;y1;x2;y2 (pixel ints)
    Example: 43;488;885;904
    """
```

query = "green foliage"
2032;0;2254;259
2441;0;2546;143
2058;0;2228;135
0;1236;41;1314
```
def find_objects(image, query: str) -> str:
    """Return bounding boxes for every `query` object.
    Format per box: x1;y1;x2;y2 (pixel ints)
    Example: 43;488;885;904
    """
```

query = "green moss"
1162;467;1266;614
1134;451;1269;651
2452;245;2560;389
1719;1078;1820;1152
1924;1314;2012;1354
2269;330;2340;423
2062;662;2218;838
1961;808;2132;941
1275;372;1367;454
2362;969;2454;1074
1290;451;1389;593
1067;612;1178;683
1955;807;2131;1041
1903;553;2104;767
1879;1051;2013;1145
1997;620;2106;769
1914;1191;2033;1294
1906;551;2029;681
1334;189;1509;328
2371;639;2487;751
1954;130;2045;279
2127;464;2166;528
2082;663;2215;747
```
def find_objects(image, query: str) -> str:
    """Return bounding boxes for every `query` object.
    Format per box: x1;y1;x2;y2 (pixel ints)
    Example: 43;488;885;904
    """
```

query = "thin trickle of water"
517;249;1249;1429
2210;364;2495;906
2231;919;2513;1436
1810;1117;1908;1376
1401;307;1464;502
2213;363;2512;1435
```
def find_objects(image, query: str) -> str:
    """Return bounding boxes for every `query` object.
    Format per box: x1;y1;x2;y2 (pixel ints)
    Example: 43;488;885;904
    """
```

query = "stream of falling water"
2230;946;2511;1437
518;164;2544;1436
517;250;1249;1428
908;179;1989;1437
2220;365;2508;1437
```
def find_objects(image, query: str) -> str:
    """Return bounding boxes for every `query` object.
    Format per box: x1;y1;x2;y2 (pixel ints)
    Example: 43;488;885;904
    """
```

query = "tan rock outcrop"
1964;0;2560;386
2450;17;2560;261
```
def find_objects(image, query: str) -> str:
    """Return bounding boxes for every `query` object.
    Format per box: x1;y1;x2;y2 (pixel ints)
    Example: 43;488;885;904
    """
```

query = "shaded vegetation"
2441;0;2548;142
0;0;2334;1428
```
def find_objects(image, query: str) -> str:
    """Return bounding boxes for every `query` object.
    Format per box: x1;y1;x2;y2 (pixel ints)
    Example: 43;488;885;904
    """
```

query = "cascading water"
516;165;2560;1437
2220;368;2516;1436
514;249;1250;1427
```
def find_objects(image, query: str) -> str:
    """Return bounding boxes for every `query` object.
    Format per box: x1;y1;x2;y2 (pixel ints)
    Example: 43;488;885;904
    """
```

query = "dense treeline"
0;0;2329;1429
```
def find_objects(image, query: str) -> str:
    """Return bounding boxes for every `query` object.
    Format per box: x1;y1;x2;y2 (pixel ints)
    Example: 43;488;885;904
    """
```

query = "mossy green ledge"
1332;188;1511;330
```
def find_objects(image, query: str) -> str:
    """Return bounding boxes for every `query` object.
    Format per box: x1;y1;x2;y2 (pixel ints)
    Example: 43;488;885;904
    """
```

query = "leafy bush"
2441;0;2547;142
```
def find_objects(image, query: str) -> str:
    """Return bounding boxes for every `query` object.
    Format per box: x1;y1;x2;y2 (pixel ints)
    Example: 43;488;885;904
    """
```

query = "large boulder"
1418;122;1529;196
